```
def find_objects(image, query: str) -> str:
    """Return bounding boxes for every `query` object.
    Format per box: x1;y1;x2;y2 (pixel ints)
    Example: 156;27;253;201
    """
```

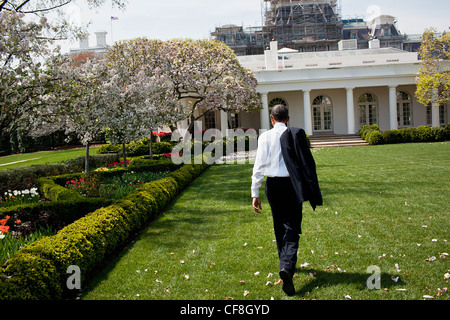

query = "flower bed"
0;162;209;300
1;188;40;208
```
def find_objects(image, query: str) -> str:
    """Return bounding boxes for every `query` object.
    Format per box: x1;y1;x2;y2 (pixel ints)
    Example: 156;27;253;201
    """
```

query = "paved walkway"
0;158;41;167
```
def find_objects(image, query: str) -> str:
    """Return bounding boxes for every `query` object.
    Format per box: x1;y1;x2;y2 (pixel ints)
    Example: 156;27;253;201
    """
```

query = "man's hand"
252;197;262;214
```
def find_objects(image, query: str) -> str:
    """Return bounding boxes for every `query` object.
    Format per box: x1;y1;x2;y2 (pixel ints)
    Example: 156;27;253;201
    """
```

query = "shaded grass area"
81;142;449;300
0;147;100;170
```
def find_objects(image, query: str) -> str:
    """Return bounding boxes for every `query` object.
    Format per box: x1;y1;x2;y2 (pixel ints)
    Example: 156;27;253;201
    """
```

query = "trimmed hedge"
97;140;177;157
360;124;449;145
0;199;115;235
0;162;209;300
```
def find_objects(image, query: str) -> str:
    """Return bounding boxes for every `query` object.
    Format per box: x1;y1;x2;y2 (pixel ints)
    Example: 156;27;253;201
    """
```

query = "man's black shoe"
279;269;295;296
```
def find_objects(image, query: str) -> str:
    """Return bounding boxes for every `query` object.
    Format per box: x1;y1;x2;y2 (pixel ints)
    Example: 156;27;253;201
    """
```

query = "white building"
69;31;110;55
223;40;449;136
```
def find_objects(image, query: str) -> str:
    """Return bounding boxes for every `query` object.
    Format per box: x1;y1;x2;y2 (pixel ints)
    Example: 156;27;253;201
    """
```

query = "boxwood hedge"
360;123;449;145
0;162;209;300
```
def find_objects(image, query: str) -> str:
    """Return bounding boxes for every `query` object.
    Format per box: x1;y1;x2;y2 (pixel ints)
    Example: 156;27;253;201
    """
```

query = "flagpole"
111;17;113;44
110;16;118;45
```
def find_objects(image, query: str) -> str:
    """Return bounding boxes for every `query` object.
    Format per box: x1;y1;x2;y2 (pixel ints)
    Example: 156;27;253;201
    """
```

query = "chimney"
369;39;380;49
265;41;279;70
79;34;89;49
95;31;107;47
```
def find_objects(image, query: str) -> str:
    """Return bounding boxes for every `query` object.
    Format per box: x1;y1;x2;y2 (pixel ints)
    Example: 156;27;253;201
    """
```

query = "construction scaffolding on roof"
211;0;419;56
263;0;343;51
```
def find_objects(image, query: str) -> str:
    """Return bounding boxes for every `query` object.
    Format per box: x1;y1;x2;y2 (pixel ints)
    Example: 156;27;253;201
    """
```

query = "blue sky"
63;0;449;52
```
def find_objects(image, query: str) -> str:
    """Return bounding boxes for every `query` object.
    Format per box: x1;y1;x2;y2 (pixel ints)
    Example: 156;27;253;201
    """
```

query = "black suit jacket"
280;127;323;210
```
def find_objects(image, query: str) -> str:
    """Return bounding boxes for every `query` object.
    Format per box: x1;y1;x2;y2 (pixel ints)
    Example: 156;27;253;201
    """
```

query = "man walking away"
251;104;322;296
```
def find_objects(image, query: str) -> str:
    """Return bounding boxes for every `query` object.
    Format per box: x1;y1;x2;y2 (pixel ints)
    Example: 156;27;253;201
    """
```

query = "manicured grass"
81;142;449;300
0;146;100;170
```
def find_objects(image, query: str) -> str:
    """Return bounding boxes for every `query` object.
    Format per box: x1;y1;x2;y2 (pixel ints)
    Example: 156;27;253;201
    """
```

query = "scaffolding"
263;0;343;50
211;0;417;55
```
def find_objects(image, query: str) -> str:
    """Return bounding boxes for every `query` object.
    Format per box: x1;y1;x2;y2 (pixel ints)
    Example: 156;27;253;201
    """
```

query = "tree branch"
20;0;72;14
15;0;31;11
0;0;9;11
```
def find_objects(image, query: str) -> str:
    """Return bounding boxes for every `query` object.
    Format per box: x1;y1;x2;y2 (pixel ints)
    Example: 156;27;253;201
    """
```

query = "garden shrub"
0;252;62;300
444;123;450;140
416;125;433;142
430;126;445;142
0;198;114;234
382;129;402;144
359;124;380;140
63;154;120;170
97;140;178;157
0;162;209;300
365;130;384;145
361;124;449;145
36;177;84;202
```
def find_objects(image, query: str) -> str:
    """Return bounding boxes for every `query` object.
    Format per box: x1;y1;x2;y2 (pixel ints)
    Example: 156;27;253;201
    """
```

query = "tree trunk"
85;141;90;176
122;142;127;168
149;137;153;159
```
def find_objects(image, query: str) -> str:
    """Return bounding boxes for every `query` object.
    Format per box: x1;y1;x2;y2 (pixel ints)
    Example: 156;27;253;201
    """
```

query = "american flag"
111;16;119;20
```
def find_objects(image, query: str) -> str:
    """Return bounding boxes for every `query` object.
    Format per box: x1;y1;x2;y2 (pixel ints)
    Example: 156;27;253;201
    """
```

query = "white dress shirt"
251;122;290;198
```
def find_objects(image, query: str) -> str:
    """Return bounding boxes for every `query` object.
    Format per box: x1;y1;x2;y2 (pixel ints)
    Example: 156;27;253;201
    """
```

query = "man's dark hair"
271;104;289;122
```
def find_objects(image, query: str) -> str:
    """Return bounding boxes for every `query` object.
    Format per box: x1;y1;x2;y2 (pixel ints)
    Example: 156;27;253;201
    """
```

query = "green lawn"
81;142;449;300
0;146;100;170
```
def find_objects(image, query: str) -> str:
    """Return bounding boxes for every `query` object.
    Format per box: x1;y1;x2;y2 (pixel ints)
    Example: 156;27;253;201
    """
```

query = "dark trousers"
265;177;303;273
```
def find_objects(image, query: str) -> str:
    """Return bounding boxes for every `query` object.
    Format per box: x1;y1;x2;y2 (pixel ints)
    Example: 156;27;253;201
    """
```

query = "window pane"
324;106;332;130
403;103;411;126
369;105;377;125
313;107;322;131
313;95;331;105
439;105;445;125
359;105;367;126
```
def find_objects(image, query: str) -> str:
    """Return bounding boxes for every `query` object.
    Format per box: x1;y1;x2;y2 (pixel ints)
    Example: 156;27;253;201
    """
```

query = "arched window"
397;91;412;127
312;95;333;132
269;97;288;110
358;93;378;128
269;97;289;128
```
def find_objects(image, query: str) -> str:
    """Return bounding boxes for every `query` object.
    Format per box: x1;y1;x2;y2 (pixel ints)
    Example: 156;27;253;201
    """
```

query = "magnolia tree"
106;38;187;160
0;10;58;153
100;65;184;167
165;39;262;133
0;0;126;154
29;53;113;174
0;0;126;40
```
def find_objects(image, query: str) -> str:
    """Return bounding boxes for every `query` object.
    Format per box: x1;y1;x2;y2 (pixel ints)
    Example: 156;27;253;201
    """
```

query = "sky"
62;0;450;53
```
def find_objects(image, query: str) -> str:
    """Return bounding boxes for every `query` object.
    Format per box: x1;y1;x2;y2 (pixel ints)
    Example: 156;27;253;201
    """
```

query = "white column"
260;92;270;131
346;87;356;134
220;110;228;135
431;88;440;127
389;86;398;130
303;90;312;135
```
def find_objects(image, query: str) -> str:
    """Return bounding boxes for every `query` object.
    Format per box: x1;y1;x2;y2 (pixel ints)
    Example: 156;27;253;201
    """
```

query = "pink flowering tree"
164;39;262;134
0;1;126;154
29;53;114;174
105;38;187;159
0;10;59;153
